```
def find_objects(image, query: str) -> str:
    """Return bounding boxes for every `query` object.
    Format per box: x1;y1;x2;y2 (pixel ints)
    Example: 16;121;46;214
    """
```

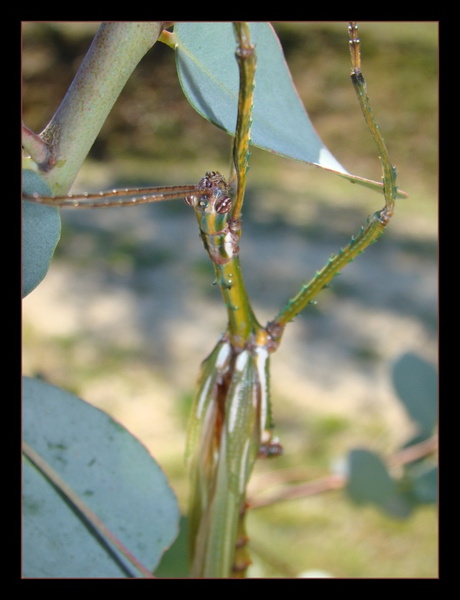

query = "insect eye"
184;195;196;207
215;196;232;214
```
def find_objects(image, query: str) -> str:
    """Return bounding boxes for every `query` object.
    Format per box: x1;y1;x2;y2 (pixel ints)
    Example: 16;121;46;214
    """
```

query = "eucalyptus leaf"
154;517;189;578
22;170;61;298
411;465;438;504
22;376;180;578
173;22;404;196
392;353;438;437
174;23;346;174
346;449;413;518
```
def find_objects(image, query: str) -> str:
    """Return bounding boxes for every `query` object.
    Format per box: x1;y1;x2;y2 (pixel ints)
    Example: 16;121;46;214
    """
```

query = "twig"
249;434;438;509
23;23;163;195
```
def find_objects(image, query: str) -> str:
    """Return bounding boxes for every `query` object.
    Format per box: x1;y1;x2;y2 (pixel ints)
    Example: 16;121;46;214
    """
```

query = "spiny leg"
348;22;398;216
269;22;400;332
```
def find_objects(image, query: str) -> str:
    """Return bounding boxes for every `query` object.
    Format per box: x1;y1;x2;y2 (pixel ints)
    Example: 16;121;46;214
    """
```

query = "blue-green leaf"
346;449;413;518
22;376;180;578
22;170;61;298
392;353;438;437
174;23;346;174
173;22;403;196
411;464;438;504
155;516;189;578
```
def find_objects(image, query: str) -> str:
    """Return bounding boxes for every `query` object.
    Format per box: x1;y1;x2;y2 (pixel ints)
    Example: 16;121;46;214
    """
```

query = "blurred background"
22;22;438;578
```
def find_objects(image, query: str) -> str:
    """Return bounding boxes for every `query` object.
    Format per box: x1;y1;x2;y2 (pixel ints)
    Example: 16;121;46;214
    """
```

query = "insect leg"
271;22;399;330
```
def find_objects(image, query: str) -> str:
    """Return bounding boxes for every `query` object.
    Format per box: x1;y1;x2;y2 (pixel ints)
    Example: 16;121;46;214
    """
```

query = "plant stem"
23;22;163;195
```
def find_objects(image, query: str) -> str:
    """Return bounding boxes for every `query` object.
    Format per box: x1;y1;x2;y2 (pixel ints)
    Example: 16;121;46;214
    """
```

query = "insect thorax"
185;171;232;220
184;172;240;265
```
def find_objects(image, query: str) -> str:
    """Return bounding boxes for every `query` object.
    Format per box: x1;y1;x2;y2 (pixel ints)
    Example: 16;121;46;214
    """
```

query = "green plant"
22;22;438;576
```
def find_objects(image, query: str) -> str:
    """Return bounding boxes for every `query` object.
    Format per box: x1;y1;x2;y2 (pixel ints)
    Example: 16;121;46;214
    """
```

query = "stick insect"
23;22;402;578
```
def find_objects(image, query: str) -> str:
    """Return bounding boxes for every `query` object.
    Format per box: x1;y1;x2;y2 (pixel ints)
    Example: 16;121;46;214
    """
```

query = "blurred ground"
22;22;438;578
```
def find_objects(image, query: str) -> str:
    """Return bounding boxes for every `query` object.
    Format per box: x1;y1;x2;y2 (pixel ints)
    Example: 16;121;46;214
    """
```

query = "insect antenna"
23;183;208;209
